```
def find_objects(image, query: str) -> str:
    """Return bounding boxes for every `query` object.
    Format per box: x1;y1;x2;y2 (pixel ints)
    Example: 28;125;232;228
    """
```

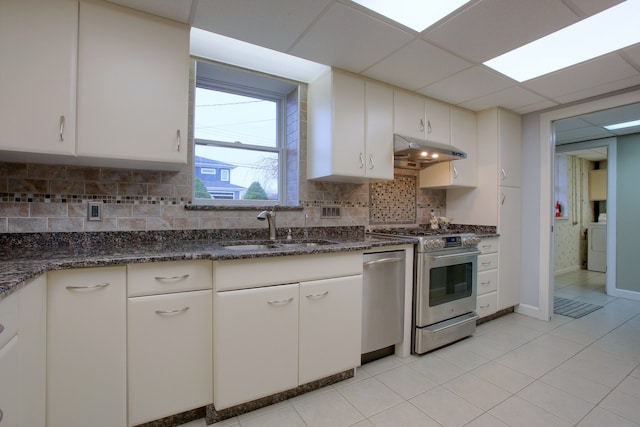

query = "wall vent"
321;206;341;218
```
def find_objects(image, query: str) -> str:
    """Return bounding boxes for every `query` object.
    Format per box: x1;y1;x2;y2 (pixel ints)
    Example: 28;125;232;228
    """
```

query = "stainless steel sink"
220;239;338;250
222;244;276;250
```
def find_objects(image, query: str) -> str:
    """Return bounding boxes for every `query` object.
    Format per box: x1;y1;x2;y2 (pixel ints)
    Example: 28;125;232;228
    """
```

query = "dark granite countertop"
0;230;414;301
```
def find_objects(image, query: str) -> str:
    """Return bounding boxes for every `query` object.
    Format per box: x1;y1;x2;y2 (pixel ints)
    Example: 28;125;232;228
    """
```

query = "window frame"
192;63;290;207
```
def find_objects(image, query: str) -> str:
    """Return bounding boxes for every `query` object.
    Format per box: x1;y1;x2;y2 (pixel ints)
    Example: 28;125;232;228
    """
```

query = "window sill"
185;204;304;211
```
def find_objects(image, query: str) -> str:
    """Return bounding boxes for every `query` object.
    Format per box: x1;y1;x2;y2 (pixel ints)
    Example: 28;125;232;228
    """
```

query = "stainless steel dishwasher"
361;250;405;358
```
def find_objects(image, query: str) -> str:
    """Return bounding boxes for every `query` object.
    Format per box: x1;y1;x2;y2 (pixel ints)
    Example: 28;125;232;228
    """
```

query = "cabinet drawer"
479;238;499;254
128;260;212;297
0;292;18;349
477;292;497;318
477;269;498;295
214;252;362;292
478;253;498;272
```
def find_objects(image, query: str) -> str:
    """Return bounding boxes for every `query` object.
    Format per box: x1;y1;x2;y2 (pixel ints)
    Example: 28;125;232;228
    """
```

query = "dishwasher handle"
363;257;404;267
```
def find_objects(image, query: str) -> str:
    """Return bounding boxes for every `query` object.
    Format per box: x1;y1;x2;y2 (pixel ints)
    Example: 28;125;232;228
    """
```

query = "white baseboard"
554;265;581;275
515;304;547;320
608;288;640;302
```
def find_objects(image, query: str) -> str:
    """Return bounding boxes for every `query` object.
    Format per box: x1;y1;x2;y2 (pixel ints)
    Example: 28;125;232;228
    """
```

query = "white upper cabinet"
77;0;189;169
498;108;522;188
0;0;78;159
365;81;394;181
393;90;425;139
419;107;477;188
307;69;393;182
424;98;451;145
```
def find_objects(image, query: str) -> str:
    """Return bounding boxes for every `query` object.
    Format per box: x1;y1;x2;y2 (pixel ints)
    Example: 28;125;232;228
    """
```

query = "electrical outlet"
87;202;102;221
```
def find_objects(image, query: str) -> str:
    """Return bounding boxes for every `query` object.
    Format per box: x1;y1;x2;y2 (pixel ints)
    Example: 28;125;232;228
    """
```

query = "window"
193;61;299;206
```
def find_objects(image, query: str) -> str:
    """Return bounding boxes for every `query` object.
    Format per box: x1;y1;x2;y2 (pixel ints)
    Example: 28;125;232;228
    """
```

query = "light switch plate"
87;202;102;221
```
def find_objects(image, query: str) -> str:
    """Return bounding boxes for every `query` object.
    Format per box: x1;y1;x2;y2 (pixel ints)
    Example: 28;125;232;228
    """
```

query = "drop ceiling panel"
523;53;640;100
105;0;193;22
555;127;613;144
361;39;471;92
423;0;579;63
416;66;513;105
620;44;640;68
191;0;333;52
459;85;551;113
289;2;414;72
569;0;625;15
554;75;640;105
578;103;640;126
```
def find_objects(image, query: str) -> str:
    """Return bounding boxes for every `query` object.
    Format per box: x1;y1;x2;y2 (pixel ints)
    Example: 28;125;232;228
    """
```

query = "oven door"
415;249;479;327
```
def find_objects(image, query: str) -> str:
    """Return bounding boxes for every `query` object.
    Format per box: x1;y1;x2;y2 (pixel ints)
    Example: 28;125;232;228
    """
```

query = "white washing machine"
588;222;607;272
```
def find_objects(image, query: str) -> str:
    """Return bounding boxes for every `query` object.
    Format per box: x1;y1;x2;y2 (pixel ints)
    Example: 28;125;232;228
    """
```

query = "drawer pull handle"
481;281;491;286
66;282;110;290
155;306;189;315
0;324;4;334
480;304;490;309
267;297;294;305
0;408;3;422
363;257;403;266
59;115;65;142
481;244;492;249
155;274;190;281
306;291;329;299
481;262;492;266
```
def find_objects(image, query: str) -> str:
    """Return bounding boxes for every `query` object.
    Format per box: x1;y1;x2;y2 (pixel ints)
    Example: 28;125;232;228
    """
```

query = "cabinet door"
0;336;19;427
498;108;522;188
47;266;127;427
394;90;425;139
0;0;77;156
214;284;298;410
365;81;394;180
299;275;362;384
77;0;189;166
18;276;46;427
128;290;212;426
450;108;477;187
498;187;521;310
332;72;366;177
424;98;450;145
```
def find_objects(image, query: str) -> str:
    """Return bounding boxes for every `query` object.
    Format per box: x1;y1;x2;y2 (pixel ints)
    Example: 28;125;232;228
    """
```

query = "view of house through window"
194;85;282;203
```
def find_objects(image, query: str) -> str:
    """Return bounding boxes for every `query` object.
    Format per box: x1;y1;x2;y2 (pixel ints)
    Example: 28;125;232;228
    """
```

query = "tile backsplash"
0;161;444;233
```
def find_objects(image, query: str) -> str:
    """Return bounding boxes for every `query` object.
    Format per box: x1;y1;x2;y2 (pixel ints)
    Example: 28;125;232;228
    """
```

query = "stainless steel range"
368;228;481;354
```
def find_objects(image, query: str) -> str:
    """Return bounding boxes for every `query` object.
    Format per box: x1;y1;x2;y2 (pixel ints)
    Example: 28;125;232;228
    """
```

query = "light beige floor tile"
577;407;640;427
374;365;437;399
471;361;535;394
561;347;638;387
540;365;613;404
333;366;372;389
548;323;601;346
463;412;510;427
368;401;441;427
360;355;405;376
406;354;466;384
517;381;595;424
599;389;640;424
443;372;511;410
240;405;306;427
631;364;640;378
292;389;364;427
433;341;490;371
463;331;530;359
337;377;403;417
410;386;483;427
615;375;640;399
237;400;292;423
209;417;239;426
181;419;209;427
348;419;375;427
489;396;573;427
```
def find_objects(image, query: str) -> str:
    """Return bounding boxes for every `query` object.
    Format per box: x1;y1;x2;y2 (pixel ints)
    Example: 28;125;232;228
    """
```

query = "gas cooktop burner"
368;227;480;252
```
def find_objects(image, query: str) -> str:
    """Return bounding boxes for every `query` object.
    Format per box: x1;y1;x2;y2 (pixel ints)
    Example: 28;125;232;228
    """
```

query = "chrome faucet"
257;210;277;240
304;213;309;239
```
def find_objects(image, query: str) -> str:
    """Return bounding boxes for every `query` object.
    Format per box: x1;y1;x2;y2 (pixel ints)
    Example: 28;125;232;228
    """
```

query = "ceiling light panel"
351;0;471;32
604;119;640;130
484;0;640;82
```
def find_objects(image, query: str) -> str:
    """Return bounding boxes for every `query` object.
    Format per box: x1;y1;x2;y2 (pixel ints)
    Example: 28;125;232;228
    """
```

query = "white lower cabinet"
128;289;212;426
0;336;19;427
214;284;299;410
477;238;499;318
47;266;127;427
298;275;362;384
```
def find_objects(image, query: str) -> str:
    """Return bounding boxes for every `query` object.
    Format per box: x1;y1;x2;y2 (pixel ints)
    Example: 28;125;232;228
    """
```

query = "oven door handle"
363;257;404;266
428;250;481;260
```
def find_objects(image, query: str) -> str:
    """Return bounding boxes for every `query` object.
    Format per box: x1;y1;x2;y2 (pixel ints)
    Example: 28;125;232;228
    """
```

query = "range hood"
393;134;466;169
